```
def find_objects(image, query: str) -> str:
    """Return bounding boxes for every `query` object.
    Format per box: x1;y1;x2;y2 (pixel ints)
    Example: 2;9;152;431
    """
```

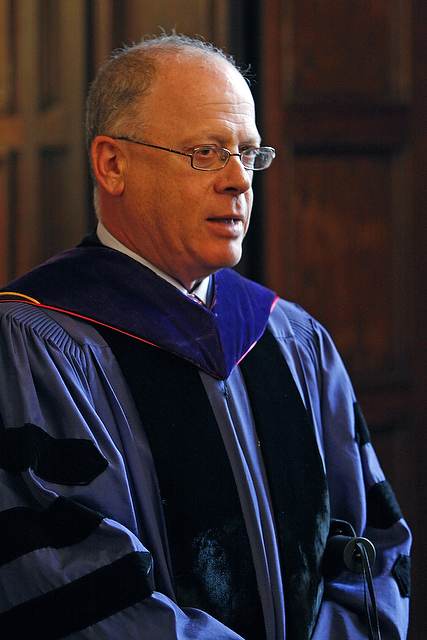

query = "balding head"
85;34;245;155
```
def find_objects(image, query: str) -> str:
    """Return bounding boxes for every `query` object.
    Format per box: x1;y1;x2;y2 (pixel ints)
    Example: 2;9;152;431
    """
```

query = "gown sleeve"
0;301;244;640
302;314;412;640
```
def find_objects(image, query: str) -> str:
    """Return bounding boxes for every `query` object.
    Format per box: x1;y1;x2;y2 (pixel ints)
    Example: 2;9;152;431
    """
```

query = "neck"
96;221;210;303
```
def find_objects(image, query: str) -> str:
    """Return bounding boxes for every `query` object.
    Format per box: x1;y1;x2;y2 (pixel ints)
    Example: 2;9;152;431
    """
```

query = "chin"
214;258;242;274
216;250;242;269
226;247;243;268
198;245;243;277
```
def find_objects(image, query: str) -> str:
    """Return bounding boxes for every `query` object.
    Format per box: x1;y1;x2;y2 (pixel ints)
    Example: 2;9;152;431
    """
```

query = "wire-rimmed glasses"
113;137;276;171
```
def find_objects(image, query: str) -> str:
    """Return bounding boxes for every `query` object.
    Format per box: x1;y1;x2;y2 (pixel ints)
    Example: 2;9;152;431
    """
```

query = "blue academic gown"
0;243;411;639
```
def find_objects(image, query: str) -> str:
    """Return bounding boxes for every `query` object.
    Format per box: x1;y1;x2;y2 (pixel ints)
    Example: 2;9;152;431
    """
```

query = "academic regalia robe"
0;242;411;640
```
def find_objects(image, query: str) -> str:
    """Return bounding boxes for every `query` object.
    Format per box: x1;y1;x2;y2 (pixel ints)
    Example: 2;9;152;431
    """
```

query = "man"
0;35;410;640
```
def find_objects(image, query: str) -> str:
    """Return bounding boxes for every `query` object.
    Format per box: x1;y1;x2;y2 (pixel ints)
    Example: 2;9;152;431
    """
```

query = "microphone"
325;520;376;574
324;520;381;640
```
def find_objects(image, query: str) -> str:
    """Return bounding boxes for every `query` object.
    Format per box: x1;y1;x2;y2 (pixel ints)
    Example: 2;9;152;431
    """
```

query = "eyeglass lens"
192;146;275;170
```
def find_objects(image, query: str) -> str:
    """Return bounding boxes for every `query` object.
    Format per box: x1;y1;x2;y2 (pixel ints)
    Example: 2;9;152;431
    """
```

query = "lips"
207;216;245;228
207;213;245;224
206;216;245;239
210;218;242;224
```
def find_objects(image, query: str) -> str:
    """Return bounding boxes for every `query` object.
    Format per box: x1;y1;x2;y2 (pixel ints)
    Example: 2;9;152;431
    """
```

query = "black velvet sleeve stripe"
354;405;405;529
367;480;403;529
0;422;108;486
0;551;153;640
392;554;411;597
354;402;371;446
0;497;104;566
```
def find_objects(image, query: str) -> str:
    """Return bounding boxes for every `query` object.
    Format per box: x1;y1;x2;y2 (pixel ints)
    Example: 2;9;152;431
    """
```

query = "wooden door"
110;0;229;53
0;0;89;285
260;1;425;637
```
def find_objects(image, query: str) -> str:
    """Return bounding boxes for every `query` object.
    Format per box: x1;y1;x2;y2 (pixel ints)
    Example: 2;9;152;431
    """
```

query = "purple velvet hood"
0;244;278;379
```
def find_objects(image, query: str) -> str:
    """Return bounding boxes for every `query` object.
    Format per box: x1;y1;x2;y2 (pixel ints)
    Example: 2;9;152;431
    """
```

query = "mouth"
207;213;245;224
206;216;245;235
210;217;242;225
207;217;246;241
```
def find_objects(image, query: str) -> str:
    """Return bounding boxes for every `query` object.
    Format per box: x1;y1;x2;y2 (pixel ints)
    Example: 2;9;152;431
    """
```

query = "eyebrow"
182;134;262;149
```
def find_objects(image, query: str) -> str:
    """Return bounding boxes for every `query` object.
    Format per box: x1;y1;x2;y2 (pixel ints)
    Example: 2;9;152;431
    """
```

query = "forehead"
141;55;258;142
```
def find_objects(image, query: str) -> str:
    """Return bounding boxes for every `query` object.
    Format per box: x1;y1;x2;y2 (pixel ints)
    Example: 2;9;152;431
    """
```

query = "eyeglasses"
113;136;276;171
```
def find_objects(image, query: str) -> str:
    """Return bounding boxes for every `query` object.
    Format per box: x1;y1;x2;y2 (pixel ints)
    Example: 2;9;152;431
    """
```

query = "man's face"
108;56;260;290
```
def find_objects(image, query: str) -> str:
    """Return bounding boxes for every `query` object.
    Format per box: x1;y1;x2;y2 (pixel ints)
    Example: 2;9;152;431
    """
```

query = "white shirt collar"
96;222;210;305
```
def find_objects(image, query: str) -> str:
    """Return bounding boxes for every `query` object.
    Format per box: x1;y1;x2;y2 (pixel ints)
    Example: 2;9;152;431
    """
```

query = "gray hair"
85;33;240;154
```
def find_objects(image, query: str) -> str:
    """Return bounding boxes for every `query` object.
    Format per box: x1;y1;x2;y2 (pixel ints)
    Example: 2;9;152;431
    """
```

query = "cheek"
244;193;254;231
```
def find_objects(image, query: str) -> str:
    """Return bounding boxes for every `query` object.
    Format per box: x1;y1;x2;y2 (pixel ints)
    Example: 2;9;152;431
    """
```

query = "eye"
197;147;216;157
192;146;224;168
240;146;259;156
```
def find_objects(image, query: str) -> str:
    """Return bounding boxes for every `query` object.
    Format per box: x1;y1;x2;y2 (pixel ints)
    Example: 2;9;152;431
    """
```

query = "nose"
214;154;253;195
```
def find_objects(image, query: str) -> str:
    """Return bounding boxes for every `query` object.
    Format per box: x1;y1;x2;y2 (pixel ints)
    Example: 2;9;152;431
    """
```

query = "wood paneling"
0;0;89;285
39;0;61;109
261;0;411;410
0;150;15;284
0;0;14;113
261;1;423;637
119;0;229;52
293;151;406;383
292;0;408;103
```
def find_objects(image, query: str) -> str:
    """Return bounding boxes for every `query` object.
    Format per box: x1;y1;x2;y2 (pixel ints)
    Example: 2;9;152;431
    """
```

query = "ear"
91;136;126;196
